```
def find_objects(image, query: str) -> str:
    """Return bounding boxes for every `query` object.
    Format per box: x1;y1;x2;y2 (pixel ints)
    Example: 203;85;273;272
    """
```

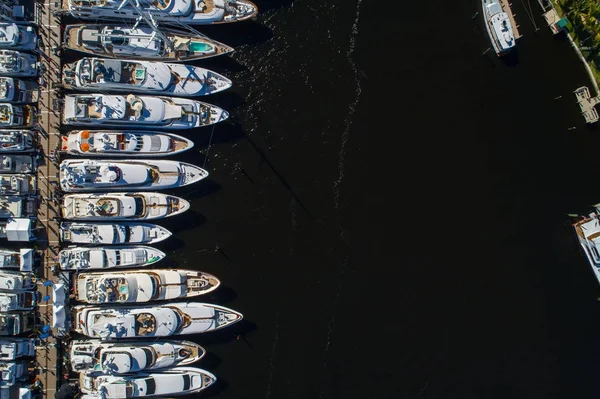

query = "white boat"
63;94;228;129
0;155;36;174
79;367;216;398
0;131;35;153
0;361;30;387
59;246;165;270
70;340;205;373
482;0;516;56
0;339;35;359
74;302;242;338
0;78;37;104
0;249;33;271
0;271;35;290
61;192;189;221
75;269;220;303
60;159;207;192
0;313;33;335
64;25;233;62
0;104;34;127
0;196;37;219
0;51;38;78
61;130;193;157
61;222;172;245
0;175;36;195
0;291;37;312
0;24;37;52
62;58;232;96
65;0;257;24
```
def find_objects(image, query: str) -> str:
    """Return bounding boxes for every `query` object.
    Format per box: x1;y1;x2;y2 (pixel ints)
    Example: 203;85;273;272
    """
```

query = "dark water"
119;0;600;397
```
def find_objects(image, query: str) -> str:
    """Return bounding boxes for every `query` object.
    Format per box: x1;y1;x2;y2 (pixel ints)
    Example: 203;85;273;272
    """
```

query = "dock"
574;86;600;123
31;0;65;395
500;0;521;39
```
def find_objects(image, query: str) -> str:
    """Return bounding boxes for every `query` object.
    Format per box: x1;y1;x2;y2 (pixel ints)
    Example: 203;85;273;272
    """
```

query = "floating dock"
575;86;600;124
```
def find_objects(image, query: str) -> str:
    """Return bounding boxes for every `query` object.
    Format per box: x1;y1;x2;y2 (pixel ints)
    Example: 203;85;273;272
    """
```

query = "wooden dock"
32;0;64;396
574;86;600;123
500;0;522;39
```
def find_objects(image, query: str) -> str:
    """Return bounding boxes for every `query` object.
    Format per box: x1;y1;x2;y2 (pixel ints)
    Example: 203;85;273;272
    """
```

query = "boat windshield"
141;347;156;367
133;196;145;217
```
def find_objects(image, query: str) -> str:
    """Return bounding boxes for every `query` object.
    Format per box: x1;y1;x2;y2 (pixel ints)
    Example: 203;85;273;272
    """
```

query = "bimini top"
67;0;258;24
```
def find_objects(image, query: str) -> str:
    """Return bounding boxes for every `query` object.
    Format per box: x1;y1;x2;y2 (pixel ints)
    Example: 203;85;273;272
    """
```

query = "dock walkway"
32;0;64;396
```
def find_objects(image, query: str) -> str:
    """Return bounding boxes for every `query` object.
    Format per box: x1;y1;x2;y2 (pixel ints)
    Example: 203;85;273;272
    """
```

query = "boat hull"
60;222;172;244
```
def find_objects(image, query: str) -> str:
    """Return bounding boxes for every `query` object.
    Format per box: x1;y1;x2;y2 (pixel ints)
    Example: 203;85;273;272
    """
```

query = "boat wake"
333;0;363;212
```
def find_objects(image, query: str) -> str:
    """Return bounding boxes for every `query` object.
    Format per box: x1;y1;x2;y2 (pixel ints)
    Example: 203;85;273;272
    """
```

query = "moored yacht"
0;155;35;174
61;192;189;221
0;360;30;387
0;24;37;51
79;367;216;398
61;222;172;245
63;94;228;129
73;302;242;338
0;249;33;271
572;205;600;285
0;196;37;219
482;0;516;56
0;313;33;335
59;246;165;270
62;130;193;157
75;269;220;303
0;291;38;312
70;340;205;373
0;271;35;291
64;25;233;62
0;131;35;153
0;104;34;127
60;159;207;192
0;174;36;195
0;51;38;77
63;58;232;96
0;78;37;104
65;0;257;24
0;338;35;359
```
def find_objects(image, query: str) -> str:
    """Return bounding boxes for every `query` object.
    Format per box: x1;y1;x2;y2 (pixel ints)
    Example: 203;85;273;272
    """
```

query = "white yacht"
65;0;257;24
79;367;216;398
0;249;33;271
0;338;35;359
63;58;232;96
61;222;172;245
64;25;233;62
0;131;35;153
75;269;220;303
61;192;189;221
0;104;34;128
0;155;35;174
0;361;30;388
0;291;37;312
60;159;207;192
0;196;37;219
0;313;33;336
0;78;37;104
0;271;35;291
482;0;516;56
0;24;37;52
0;175;36;195
0;51;38;78
62;130;193;157
59;246;165;270
63;94;228;129
70;340;205;373
74;302;242;338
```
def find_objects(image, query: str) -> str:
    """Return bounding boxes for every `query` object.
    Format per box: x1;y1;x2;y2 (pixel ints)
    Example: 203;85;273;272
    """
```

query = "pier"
500;0;521;39
574;86;600;123
32;0;64;396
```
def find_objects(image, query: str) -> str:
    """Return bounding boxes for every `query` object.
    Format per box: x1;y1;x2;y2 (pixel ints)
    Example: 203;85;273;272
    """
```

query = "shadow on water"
155;236;185;252
204;285;238;304
187;319;257;346
179;120;246;149
252;0;294;13
170;179;223;201
199;351;222;371
199;20;274;47
188;55;249;74
159;210;207;233
211;91;247;112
